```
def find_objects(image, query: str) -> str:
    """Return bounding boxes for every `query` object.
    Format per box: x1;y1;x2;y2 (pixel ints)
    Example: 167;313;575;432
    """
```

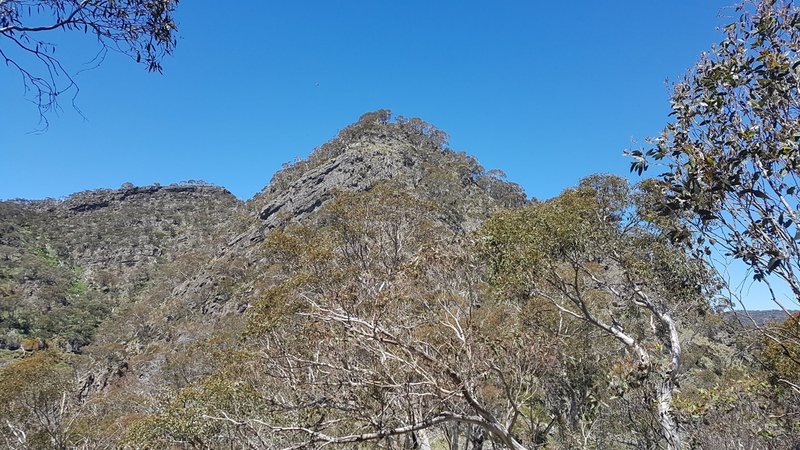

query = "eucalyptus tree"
0;351;80;450
235;185;558;449
480;175;714;449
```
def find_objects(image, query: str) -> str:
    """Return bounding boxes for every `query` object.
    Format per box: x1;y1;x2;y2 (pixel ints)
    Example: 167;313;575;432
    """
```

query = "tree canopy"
630;0;800;312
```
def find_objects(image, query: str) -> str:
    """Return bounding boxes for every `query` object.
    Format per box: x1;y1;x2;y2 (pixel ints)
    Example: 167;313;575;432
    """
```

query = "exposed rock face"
251;110;527;232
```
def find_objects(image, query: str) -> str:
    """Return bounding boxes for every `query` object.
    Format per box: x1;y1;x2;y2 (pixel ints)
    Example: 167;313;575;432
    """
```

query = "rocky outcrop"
251;111;527;232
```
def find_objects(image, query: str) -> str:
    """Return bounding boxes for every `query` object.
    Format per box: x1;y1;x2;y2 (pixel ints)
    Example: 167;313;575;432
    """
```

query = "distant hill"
728;309;798;327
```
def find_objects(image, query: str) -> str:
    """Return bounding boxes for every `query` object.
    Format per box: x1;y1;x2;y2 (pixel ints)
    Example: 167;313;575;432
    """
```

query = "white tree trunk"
657;376;681;450
655;310;682;450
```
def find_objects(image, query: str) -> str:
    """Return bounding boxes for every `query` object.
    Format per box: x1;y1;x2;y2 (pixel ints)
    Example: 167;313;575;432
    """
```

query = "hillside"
0;184;242;353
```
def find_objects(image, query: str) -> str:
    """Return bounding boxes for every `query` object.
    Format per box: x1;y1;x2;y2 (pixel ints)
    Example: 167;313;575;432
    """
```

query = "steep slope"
67;112;528;426
251;110;527;232
44;183;243;290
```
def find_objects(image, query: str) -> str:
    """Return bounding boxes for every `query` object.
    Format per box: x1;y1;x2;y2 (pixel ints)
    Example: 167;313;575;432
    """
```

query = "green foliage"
0;350;77;449
481;176;626;293
627;4;800;439
29;244;60;267
126;374;262;449
675;365;800;447
631;0;800;307
763;313;800;385
0;243;109;350
480;175;719;448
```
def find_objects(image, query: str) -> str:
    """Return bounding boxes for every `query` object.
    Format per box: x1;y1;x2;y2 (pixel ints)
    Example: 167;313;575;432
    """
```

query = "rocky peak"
249;110;527;231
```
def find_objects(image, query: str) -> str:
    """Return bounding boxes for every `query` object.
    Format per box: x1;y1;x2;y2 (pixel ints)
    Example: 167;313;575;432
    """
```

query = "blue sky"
2;1;733;202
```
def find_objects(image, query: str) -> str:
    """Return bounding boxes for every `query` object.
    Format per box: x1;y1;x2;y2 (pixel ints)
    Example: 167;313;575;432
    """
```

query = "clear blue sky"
1;0;790;309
